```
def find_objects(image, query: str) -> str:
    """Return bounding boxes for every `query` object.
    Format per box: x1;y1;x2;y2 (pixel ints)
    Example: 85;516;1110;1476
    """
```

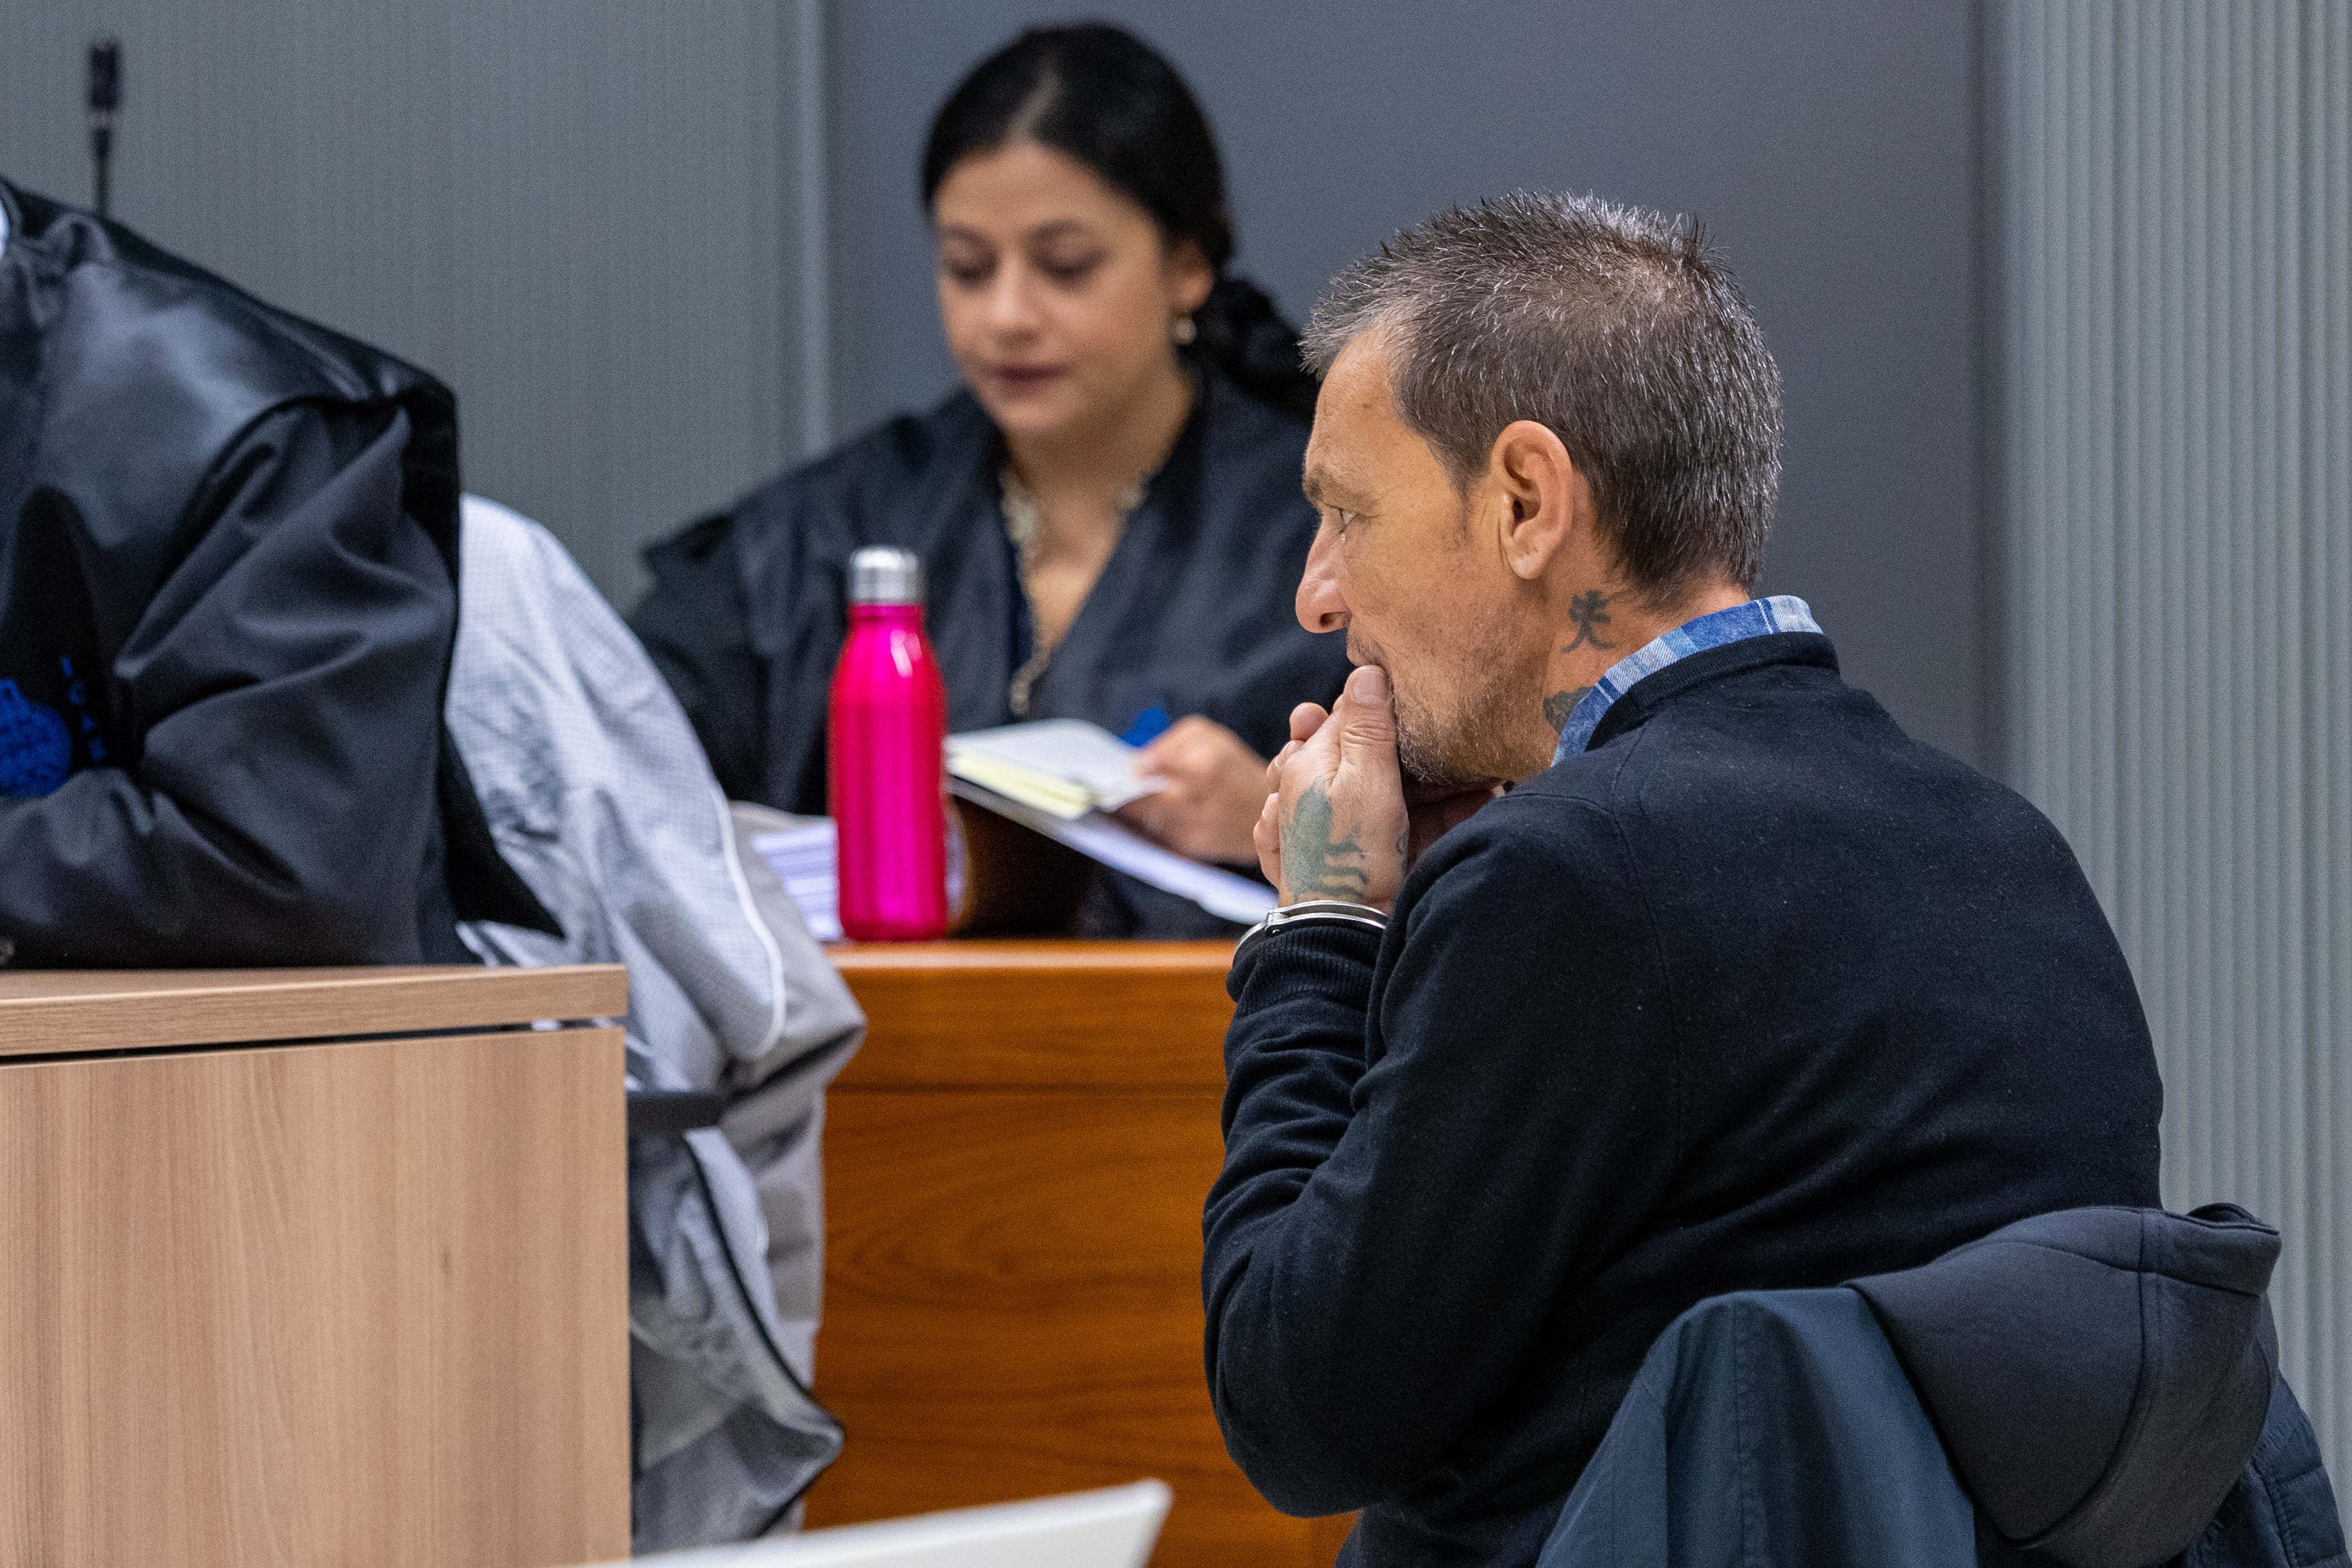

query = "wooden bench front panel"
817;942;1352;1567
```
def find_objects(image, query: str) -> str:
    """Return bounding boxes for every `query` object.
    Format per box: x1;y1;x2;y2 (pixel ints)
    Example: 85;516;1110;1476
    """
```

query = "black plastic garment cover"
632;369;1353;936
0;179;550;967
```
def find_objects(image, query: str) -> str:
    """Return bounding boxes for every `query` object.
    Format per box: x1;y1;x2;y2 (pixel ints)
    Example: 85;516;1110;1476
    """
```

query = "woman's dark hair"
921;23;1319;422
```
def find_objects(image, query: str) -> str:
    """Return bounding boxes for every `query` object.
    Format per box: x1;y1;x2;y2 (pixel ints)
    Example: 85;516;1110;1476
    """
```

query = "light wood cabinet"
0;965;631;1568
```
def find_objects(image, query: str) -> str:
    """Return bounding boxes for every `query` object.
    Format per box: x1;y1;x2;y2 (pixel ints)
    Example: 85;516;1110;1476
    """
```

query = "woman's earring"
1171;312;1198;346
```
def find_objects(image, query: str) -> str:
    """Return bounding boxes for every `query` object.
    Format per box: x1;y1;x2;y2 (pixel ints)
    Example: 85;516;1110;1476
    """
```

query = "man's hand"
1253;665;1411;911
1118;716;1267;864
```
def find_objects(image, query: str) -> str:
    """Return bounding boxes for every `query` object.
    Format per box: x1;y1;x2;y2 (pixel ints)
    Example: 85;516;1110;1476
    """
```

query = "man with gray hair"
1201;195;2163;1565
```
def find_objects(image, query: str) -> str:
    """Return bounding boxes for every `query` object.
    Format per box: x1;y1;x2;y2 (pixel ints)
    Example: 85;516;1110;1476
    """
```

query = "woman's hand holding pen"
1119;716;1273;866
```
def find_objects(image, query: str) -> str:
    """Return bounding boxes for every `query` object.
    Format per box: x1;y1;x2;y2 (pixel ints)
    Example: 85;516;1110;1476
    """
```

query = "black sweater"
1202;634;2164;1567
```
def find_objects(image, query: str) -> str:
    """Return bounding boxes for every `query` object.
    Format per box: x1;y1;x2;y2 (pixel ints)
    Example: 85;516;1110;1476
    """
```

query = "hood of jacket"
1851;1203;2280;1568
2;176;556;943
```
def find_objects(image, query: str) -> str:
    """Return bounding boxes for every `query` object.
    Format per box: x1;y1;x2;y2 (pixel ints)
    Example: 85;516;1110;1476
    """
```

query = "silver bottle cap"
848;546;923;605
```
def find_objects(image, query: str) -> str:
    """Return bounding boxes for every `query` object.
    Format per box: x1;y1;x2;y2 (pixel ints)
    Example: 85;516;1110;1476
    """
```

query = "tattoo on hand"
1281;781;1369;900
1563;589;1614;651
1543;685;1595;735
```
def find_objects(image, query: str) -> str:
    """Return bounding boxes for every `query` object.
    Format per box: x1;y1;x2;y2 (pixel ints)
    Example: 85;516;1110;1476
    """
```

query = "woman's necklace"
1000;470;1146;717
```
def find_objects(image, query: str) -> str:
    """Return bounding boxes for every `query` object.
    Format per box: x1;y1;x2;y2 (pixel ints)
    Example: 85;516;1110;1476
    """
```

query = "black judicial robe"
633;370;1351;935
0;179;548;967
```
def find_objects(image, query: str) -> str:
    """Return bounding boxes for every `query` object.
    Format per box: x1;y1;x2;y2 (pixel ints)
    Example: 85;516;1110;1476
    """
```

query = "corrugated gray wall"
1992;0;2350;1481
0;0;824;602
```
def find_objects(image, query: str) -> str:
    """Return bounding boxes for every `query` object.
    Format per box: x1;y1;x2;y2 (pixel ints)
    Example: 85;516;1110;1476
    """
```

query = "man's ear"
1486;420;1586;582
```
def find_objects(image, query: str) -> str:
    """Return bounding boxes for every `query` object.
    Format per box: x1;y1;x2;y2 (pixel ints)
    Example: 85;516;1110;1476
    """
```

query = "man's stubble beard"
1362;629;1535;789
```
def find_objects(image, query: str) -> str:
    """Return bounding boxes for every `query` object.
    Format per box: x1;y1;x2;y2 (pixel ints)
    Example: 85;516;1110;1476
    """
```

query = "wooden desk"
817;942;1352;1567
0;965;631;1568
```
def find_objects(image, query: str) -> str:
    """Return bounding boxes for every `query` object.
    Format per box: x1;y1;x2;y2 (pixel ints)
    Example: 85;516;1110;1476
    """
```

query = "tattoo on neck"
1544;685;1596;736
1281;781;1369;901
1563;589;1614;651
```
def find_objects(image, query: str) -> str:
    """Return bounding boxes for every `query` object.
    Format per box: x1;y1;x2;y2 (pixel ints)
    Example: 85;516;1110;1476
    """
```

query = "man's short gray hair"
1302;191;1783;599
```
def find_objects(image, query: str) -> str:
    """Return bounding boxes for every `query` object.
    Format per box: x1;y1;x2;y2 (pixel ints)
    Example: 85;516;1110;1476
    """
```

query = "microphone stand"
87;37;121;218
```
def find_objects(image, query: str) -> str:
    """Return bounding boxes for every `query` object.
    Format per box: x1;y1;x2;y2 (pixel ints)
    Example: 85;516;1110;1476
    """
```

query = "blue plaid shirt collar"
1552;594;1822;763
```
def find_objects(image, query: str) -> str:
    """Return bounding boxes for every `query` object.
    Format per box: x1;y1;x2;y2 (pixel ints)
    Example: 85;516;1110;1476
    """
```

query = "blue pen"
1121;704;1172;747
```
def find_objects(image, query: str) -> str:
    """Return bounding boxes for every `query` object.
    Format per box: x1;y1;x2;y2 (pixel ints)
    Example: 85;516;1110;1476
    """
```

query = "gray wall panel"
0;0;819;603
1994;0;2351;1485
826;0;1992;763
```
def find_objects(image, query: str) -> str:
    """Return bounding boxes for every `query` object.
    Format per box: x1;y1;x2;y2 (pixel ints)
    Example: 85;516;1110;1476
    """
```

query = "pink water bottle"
830;546;951;941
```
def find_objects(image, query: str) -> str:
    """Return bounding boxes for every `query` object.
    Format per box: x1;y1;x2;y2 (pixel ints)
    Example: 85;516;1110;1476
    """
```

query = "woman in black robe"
632;23;1351;935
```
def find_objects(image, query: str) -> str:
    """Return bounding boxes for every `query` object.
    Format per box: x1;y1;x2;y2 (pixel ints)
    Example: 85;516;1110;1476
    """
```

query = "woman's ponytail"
1192;275;1319;424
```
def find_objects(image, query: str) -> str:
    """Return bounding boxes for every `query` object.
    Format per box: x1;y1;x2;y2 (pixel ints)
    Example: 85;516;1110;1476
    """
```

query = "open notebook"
943;720;1164;820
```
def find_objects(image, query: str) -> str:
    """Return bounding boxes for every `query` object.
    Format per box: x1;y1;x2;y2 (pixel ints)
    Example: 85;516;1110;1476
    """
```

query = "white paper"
950;779;1277;925
755;788;1276;936
749;819;844;943
946;720;1165;812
